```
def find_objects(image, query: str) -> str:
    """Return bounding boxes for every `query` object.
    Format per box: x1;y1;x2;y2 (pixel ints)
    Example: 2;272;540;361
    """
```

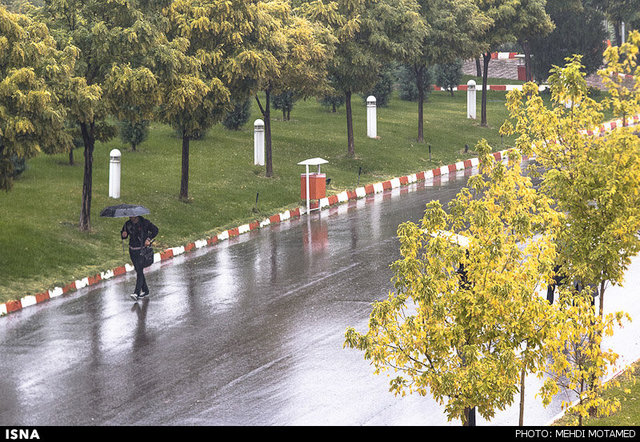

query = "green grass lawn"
0;90;514;303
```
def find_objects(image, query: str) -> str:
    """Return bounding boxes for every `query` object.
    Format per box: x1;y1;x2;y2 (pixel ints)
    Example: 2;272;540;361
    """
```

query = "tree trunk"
614;20;622;46
79;122;95;231
179;132;190;201
416;66;425;143
475;57;482;77
599;280;606;319
264;89;273;177
345;90;354;157
481;52;491;127
69;148;74;166
463;406;476;426
519;367;526;425
521;40;533;82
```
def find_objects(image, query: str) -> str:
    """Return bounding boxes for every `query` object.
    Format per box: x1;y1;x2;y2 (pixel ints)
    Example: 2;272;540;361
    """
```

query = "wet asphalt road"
1;168;639;426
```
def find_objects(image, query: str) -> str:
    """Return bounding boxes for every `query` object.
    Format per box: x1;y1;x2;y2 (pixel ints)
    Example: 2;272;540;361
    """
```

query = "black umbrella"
100;204;150;218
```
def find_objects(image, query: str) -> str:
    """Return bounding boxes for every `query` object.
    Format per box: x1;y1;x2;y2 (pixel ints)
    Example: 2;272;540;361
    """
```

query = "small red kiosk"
298;157;328;213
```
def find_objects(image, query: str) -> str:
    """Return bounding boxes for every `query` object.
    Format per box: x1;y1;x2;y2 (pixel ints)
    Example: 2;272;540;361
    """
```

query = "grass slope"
0;91;512;303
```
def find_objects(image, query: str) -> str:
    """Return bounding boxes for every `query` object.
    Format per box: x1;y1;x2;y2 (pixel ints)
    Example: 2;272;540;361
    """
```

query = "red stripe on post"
160;249;173;260
399;176;408;185
382;181;392;190
228;227;239;237
365;184;375;194
432;168;441;176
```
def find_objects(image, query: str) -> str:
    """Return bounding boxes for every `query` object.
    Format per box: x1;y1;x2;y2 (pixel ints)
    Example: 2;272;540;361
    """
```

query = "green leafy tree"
345;141;559;426
474;0;551;126
242;0;334;177
319;93;345;112
512;0;554;82
272;90;297;121
407;0;490;141
161;0;253;199
36;0;165;230
362;67;394;107
528;0;606;83
303;0;425;155
434;60;463;97
222;98;252;130
397;63;432;102
119;119;150;151
595;0;640;46
0;6;74;191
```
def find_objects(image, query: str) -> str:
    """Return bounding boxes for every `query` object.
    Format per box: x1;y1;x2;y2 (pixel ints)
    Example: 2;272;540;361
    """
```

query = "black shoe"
130;293;140;301
139;291;149;299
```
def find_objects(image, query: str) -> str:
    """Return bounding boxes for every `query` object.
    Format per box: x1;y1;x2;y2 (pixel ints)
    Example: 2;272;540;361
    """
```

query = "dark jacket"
121;217;159;249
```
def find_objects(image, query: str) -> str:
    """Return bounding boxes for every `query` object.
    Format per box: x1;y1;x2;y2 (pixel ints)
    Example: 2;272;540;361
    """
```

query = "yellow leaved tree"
345;139;559;425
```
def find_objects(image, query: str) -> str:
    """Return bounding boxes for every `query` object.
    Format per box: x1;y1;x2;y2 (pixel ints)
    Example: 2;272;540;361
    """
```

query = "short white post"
109;149;121;199
467;80;476;120
366;96;377;138
254;119;265;166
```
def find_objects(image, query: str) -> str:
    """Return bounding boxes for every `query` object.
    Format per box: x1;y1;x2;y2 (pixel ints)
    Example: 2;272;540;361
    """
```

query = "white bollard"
467;80;476;120
109;149;121;199
254;119;265;166
366;96;377;138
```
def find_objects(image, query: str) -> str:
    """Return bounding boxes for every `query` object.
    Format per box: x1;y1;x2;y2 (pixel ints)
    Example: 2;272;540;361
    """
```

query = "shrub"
119;119;150;151
222;98;252;130
396;64;433;102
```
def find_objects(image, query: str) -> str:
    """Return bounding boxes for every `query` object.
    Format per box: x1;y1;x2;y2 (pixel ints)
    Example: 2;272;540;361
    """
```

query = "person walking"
121;215;159;301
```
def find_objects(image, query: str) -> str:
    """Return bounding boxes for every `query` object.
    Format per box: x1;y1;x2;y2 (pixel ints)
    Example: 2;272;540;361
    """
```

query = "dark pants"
129;248;148;295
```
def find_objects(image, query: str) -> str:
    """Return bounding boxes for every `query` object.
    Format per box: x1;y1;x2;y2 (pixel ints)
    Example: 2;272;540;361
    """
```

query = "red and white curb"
0;156;491;317
432;84;549;92
583;114;640;136
491;52;520;60
2;114;639;318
